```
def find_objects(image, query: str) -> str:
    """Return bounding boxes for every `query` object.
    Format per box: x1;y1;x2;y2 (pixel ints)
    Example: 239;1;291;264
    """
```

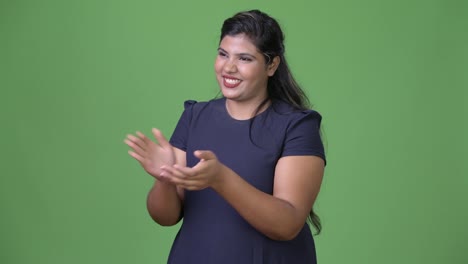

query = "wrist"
211;164;230;192
154;178;176;189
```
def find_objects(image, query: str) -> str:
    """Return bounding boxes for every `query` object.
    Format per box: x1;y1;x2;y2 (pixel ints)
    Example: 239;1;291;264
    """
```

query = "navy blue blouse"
168;98;325;264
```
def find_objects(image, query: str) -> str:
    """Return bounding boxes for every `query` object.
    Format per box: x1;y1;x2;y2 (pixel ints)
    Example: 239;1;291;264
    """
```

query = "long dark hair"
220;10;322;235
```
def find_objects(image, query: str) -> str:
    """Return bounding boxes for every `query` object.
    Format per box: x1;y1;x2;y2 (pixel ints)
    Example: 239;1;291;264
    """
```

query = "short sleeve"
281;110;326;164
169;100;197;151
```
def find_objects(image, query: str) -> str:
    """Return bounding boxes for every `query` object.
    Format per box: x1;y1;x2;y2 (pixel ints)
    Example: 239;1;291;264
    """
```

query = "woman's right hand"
125;128;175;179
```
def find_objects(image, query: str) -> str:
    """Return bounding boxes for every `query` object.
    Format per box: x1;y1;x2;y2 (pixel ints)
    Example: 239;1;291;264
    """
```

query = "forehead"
219;34;260;54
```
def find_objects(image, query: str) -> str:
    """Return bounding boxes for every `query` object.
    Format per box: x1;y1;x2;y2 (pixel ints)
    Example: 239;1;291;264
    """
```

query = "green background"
1;0;467;263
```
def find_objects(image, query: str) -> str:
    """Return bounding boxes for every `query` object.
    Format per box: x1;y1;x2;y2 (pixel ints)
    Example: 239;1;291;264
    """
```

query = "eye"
218;51;228;58
239;56;252;62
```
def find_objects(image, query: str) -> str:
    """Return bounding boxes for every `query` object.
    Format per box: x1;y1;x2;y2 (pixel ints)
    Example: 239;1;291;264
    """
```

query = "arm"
125;129;186;226
160;151;324;240
146;147;186;226
213;155;324;240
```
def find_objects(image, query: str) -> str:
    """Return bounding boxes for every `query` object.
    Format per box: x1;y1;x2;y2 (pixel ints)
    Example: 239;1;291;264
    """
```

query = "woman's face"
214;34;277;104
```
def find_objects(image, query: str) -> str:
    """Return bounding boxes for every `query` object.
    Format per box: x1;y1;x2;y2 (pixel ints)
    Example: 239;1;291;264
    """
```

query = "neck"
225;97;270;120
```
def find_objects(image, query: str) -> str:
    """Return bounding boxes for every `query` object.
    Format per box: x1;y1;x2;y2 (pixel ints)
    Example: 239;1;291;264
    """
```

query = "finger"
152;128;172;149
181;184;201;191
194;150;216;161
161;168;204;190
136;131;152;147
161;165;190;179
176;180;202;190
173;164;197;177
180;182;207;191
128;150;145;163
124;139;146;157
161;167;197;186
127;133;147;150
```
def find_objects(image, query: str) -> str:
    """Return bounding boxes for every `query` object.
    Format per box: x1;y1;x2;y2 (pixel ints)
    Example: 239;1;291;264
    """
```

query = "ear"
267;56;280;77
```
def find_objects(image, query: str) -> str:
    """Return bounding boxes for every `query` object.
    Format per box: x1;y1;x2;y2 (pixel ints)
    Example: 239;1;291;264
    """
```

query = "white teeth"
225;78;241;84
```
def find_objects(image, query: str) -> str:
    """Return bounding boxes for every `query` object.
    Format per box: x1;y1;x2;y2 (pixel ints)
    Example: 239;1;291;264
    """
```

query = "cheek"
238;65;261;80
214;58;223;73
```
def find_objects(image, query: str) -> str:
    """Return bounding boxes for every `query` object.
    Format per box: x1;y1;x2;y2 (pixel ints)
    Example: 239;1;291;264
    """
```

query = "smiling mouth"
223;77;242;88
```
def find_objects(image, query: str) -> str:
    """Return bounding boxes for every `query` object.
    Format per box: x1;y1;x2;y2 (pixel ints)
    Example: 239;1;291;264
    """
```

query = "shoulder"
178;98;225;124
269;100;322;128
181;98;223;111
270;100;326;162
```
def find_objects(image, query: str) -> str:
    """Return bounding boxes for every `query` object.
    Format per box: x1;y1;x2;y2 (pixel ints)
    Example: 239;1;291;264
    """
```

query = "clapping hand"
125;128;175;180
159;150;223;190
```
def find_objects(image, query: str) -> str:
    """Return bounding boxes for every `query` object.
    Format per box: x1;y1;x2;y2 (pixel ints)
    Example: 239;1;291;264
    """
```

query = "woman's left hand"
159;150;224;190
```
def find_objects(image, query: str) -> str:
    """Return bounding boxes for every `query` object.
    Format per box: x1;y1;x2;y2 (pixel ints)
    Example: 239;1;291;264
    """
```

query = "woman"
125;9;326;264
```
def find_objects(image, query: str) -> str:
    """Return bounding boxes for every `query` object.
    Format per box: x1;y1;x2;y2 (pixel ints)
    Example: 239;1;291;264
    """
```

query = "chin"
220;88;239;99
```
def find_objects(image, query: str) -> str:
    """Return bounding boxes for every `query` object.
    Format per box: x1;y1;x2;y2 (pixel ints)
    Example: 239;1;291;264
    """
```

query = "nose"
223;58;237;73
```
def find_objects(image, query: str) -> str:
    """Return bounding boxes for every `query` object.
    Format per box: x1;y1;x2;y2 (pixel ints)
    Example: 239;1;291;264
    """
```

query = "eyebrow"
217;47;256;58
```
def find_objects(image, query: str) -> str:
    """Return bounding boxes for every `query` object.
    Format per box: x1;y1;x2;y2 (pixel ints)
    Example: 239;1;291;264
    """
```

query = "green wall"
1;0;466;263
